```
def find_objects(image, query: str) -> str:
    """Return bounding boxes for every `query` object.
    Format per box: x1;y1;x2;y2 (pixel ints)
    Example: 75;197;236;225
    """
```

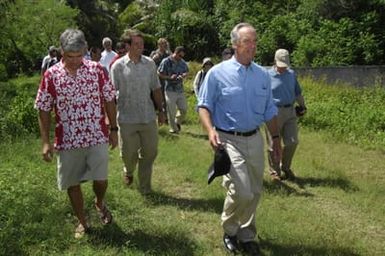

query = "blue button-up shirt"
158;56;189;93
268;67;302;106
197;57;277;132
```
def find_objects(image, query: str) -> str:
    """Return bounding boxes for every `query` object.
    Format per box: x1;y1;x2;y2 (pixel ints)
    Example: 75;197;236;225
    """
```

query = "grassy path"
0;125;384;255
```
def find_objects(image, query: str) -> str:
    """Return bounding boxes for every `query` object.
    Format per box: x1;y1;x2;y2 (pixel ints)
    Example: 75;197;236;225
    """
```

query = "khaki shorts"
57;143;109;190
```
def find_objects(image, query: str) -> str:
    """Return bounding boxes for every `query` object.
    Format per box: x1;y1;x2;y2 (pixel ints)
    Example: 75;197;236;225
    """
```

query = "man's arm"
38;110;53;162
152;88;166;125
198;107;221;150
296;94;306;108
105;100;118;149
265;116;282;164
158;70;173;80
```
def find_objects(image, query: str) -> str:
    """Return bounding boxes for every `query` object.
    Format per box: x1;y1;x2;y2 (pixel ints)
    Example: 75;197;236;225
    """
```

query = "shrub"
0;75;40;141
300;77;385;149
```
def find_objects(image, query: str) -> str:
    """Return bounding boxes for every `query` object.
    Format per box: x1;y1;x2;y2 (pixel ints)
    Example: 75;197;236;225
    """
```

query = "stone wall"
293;66;385;87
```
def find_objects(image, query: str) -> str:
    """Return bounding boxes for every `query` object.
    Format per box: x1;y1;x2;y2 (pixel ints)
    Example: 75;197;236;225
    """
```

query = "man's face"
159;41;168;51
130;36;144;57
234;26;257;63
103;41;112;51
174;51;185;61
91;49;102;62
276;66;288;74
117;45;127;55
62;51;83;70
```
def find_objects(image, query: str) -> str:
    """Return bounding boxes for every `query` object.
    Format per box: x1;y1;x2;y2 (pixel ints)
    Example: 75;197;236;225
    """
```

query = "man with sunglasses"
158;46;189;134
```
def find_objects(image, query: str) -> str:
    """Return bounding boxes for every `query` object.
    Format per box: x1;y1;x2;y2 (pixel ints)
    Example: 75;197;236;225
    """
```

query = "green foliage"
152;0;219;59
118;2;144;30
66;0;123;48
300;77;385;149
0;75;40;141
2;0;385;78
0;0;78;77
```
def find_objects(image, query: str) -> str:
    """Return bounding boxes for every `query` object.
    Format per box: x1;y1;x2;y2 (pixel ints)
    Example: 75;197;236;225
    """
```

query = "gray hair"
102;37;112;45
230;23;255;45
60;29;87;52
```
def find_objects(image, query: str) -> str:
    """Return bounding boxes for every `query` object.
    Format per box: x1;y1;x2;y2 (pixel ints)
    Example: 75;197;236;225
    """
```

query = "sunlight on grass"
1;126;384;255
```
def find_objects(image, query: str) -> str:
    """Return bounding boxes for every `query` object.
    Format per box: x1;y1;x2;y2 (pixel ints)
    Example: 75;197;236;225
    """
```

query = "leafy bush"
0;0;78;77
0;75;40;141
300;77;385;149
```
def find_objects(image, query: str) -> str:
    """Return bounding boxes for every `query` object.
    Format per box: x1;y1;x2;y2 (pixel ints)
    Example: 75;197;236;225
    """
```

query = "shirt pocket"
252;89;268;114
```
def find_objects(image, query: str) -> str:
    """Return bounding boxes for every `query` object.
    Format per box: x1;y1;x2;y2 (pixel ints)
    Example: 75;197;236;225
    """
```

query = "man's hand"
272;138;282;164
208;129;222;150
109;131;118;149
158;111;166;126
295;105;307;117
42;143;54;162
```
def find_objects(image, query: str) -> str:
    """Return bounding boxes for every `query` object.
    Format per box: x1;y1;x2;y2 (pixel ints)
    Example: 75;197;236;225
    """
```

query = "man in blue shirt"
267;49;307;181
198;23;282;256
158;46;189;133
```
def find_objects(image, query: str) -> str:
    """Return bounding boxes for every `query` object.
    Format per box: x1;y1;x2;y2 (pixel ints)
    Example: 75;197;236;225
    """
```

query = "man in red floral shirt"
35;29;118;238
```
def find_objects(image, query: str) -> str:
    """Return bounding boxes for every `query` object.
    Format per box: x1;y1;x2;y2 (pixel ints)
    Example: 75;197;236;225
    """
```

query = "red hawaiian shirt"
35;59;116;150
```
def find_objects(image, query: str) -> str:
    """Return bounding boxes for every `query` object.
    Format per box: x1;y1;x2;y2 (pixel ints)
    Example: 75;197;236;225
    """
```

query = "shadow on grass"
158;129;181;140
263;174;358;196
260;239;359;256
183;131;208;140
143;191;223;214
263;180;315;197
88;223;196;255
294;176;359;192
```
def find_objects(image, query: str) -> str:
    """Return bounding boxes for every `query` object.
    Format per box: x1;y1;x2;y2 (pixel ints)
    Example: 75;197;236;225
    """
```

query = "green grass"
0;124;384;256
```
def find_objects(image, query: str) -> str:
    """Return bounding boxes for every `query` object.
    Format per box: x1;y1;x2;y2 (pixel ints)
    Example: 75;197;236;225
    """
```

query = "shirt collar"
58;58;86;74
123;54;144;65
229;56;257;72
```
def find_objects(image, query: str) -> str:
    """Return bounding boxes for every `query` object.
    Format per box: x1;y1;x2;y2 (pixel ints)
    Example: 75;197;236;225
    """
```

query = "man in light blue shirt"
198;23;281;256
266;49;307;181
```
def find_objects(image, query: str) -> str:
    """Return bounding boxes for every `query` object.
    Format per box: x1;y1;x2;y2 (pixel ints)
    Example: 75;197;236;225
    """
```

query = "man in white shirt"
100;37;117;74
41;46;58;75
110;29;166;195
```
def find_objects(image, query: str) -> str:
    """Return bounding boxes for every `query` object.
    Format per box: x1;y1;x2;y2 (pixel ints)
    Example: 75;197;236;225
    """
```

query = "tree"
0;0;78;78
150;0;219;60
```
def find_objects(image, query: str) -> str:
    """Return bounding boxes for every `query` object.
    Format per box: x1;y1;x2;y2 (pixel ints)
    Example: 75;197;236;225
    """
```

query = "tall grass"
300;77;385;150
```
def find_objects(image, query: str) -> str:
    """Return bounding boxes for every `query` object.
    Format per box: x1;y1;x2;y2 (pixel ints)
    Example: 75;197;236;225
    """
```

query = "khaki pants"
165;91;187;132
119;121;158;193
219;131;265;242
266;106;299;174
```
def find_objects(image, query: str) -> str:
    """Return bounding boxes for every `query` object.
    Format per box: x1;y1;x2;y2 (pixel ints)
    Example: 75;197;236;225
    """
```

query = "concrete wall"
293;66;385;87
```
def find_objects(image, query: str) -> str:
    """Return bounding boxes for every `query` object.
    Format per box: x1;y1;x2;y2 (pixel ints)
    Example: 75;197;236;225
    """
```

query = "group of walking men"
35;22;306;255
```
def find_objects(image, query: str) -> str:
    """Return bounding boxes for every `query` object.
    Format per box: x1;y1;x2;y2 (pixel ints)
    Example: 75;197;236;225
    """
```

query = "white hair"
230;23;255;45
102;37;112;45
